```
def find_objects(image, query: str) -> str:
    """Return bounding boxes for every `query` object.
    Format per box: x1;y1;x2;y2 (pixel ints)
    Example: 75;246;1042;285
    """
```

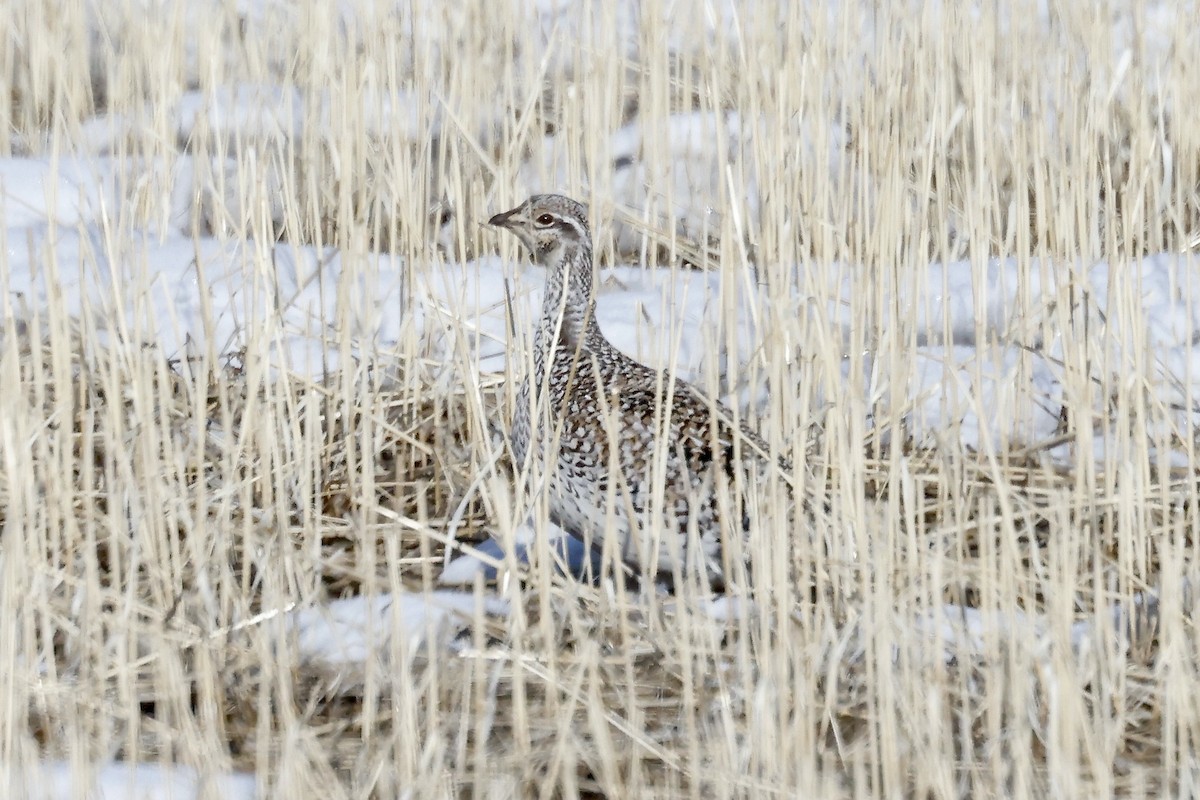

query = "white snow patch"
905;586;1171;668
1;760;256;800
4;183;1197;460
894;344;1065;453
0;158;108;229
175;85;304;145
290;591;509;672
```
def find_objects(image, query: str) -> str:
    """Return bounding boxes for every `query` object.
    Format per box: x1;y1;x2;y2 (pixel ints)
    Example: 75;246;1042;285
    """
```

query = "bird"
487;193;783;591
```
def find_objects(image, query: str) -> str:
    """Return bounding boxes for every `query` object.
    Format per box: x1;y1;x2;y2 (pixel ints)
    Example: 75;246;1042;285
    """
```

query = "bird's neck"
538;245;600;350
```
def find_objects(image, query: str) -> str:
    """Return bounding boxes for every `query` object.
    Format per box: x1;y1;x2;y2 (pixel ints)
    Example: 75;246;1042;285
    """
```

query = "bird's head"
487;194;591;266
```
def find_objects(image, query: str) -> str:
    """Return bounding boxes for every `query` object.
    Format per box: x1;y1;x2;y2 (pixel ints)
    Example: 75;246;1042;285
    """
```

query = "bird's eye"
535;213;555;225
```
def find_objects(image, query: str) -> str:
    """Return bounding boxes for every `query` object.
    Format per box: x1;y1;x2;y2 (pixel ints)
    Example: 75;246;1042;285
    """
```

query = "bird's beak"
487;206;521;228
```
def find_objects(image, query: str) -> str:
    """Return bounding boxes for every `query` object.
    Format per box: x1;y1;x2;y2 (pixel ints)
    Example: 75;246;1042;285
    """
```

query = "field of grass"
2;1;1198;797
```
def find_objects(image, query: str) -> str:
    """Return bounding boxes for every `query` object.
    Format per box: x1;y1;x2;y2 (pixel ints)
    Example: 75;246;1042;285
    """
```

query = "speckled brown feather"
489;194;780;588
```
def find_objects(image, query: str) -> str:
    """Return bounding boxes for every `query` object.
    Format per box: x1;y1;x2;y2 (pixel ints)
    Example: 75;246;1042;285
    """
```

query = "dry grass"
1;0;1198;797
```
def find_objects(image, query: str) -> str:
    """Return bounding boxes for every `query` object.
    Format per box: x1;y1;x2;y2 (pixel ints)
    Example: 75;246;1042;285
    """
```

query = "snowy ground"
8;150;1199;456
0;762;256;800
5;103;1189;643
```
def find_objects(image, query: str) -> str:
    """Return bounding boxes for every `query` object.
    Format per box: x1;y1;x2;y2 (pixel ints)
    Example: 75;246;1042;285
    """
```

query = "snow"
9;191;1192;462
892;344;1065;453
0;158;108;229
289;591;510;678
4;95;1198;664
904;582;1179;667
175;85;303;145
1;760;256;800
4;100;1198;657
7;10;1190;462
